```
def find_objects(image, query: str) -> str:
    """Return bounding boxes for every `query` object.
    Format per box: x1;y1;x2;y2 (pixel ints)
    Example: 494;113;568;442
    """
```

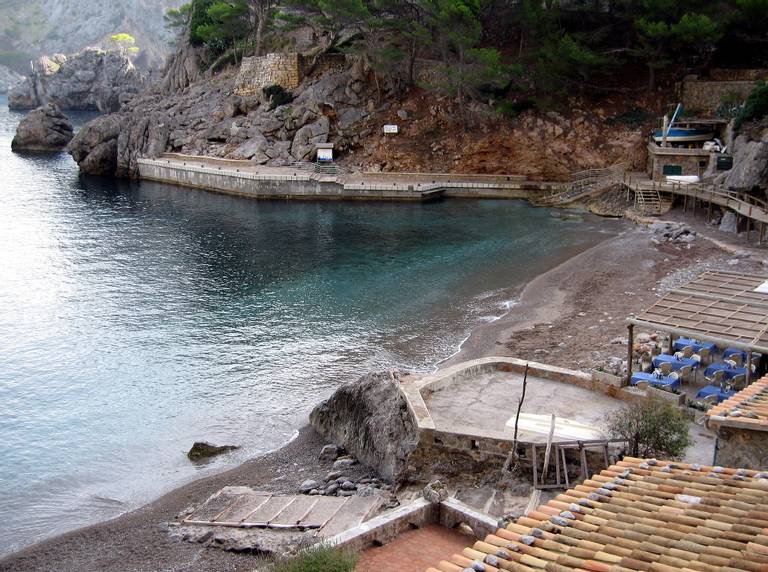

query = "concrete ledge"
327;498;436;551
439;498;499;540
328;496;496;552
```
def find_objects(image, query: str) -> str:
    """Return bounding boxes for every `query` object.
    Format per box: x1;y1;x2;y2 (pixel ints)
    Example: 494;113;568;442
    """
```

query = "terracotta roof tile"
707;375;768;431
425;457;768;572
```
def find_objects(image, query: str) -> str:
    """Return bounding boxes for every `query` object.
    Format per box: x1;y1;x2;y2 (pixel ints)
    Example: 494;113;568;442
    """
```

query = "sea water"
0;95;621;554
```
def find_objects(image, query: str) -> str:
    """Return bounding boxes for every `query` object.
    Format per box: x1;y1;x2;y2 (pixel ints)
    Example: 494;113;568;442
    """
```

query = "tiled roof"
426;456;768;572
708;375;768;431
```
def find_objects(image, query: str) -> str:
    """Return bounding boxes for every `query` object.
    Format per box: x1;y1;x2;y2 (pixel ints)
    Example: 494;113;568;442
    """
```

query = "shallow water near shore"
0;95;622;554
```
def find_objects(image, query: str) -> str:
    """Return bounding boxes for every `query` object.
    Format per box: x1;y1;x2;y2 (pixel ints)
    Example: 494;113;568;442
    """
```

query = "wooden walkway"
181;486;381;537
623;172;768;239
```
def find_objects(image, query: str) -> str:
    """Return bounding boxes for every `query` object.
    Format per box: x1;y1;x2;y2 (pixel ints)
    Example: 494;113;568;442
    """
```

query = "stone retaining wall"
680;78;761;114
234;53;306;96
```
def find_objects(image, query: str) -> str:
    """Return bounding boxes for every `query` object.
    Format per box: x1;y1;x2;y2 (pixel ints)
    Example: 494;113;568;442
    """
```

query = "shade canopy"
629;270;768;354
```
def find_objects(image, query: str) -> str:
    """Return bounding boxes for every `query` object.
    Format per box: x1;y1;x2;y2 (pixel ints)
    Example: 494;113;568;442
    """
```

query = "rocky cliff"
715;120;768;195
0;0;182;69
68;60;372;177
9;50;145;112
67;51;648;181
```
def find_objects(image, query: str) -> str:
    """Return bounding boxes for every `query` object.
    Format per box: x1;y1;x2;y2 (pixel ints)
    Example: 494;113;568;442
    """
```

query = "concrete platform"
423;369;622;443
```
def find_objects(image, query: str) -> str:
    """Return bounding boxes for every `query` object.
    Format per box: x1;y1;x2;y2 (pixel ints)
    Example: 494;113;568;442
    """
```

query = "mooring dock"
137;154;560;201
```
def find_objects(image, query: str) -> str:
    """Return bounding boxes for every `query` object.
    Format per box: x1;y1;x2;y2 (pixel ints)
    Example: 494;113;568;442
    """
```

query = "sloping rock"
291;116;329;161
230;130;269;162
309;372;419;483
67;113;122;175
9;49;144;113
11;103;73;151
716;127;768;193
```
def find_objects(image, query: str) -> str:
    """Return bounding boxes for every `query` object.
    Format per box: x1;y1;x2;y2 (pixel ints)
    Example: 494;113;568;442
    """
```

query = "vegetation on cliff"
166;0;768;105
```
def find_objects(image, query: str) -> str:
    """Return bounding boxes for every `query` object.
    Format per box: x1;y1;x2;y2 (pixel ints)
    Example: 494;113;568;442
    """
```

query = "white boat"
666;175;700;185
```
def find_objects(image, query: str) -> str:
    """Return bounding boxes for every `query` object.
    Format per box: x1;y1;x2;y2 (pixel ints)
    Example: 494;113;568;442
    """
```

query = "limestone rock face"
11;103;74;151
309;372;419;483
9;49;145;113
716;130;768;193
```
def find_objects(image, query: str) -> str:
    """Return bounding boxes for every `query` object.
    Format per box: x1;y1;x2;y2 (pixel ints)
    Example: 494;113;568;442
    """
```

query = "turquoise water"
0;95;621;554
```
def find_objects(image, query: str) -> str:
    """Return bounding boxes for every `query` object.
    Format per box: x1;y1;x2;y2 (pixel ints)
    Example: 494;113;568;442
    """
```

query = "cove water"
0;95;621;554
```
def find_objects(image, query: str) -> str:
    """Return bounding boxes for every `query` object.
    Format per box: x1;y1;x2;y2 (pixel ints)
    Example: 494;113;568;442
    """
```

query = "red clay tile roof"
708;375;768;431
426;456;768;572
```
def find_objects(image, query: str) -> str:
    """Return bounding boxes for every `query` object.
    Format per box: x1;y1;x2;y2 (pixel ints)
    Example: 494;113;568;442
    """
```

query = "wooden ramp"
181;486;381;537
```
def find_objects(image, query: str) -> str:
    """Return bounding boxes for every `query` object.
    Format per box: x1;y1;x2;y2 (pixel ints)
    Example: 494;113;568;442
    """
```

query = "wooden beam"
627;323;635;386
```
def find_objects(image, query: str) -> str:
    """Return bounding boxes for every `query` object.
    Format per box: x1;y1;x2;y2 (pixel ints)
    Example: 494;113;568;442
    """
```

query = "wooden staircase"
633;188;673;215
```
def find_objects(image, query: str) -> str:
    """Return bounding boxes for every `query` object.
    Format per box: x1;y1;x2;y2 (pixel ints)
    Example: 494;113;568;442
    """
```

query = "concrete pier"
137;154;561;202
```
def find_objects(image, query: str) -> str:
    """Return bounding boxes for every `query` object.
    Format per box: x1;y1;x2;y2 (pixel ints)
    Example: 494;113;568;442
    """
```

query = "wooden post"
627;324;635;385
707;200;713;222
542;414;557;482
747;350;753;385
668;333;674;354
502;364;529;475
662;115;669;148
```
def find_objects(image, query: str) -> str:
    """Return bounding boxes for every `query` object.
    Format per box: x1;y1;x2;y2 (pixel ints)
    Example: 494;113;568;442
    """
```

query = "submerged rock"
11;103;73;151
309;371;419;482
187;441;239;461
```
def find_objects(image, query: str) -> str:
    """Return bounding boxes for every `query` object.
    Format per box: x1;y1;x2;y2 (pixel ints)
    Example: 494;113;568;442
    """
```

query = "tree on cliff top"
109;33;141;59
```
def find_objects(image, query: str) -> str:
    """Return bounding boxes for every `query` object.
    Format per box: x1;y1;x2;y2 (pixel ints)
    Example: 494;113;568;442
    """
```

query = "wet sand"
2;213;761;572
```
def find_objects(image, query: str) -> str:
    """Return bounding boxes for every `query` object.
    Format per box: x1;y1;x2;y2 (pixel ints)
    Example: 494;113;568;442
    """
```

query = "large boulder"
291;116;330;161
11;103;74;151
309;372;419;483
67;113;122;175
716;128;768;193
9;49;145;113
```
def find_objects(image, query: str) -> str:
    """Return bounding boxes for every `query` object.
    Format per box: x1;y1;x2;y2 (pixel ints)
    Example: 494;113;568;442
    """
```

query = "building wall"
714;426;768;470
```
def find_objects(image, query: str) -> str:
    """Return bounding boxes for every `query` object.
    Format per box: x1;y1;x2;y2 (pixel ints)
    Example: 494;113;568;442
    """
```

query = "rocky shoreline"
1;211;762;571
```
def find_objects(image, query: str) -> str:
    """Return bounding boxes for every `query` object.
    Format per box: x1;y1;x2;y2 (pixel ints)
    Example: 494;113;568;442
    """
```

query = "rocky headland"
11;102;73;151
9;49;144;113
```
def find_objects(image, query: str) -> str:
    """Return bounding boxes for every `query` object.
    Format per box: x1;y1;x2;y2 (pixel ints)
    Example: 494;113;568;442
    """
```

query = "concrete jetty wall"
137;156;559;202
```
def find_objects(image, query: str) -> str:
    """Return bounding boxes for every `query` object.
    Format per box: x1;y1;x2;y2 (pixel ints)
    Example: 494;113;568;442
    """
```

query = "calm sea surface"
0;95;621;554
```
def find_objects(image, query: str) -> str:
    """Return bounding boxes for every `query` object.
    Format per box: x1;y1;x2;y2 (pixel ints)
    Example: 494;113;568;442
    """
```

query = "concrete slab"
318;496;382;538
422;370;623;443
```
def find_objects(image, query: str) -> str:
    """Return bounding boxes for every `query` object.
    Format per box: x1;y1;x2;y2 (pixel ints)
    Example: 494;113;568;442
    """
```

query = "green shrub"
605;397;692;459
496;97;537;118
274;545;358;572
735;80;768;129
605;107;650;129
263;84;295;110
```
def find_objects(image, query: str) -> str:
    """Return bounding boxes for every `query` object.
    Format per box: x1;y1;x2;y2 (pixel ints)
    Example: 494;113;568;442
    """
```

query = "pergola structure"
626;270;768;385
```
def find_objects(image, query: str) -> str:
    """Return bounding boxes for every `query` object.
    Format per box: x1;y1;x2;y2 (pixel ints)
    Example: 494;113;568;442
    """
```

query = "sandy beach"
1;209;763;572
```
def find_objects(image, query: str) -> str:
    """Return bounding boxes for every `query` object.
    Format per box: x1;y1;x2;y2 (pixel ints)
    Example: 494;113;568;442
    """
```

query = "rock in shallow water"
11;103;74;151
187;441;239;461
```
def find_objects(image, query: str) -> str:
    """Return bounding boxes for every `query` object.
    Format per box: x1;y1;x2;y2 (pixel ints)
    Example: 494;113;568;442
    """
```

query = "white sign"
383;124;399;134
317;148;333;162
754;280;768;294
